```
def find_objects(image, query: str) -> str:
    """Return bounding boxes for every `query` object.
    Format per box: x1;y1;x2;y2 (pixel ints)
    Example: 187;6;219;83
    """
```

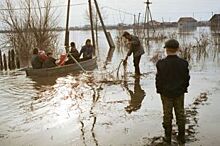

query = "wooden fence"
0;49;20;71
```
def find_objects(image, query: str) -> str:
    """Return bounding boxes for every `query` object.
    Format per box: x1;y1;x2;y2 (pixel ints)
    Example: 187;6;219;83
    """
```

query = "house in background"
178;17;197;32
210;14;220;32
147;20;161;27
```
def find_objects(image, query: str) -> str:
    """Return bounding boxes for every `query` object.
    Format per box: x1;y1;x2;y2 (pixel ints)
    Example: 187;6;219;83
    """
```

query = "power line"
0;3;87;11
102;6;135;16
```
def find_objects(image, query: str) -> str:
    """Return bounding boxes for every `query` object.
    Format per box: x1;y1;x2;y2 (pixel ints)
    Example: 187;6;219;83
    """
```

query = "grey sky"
1;0;220;27
52;0;220;26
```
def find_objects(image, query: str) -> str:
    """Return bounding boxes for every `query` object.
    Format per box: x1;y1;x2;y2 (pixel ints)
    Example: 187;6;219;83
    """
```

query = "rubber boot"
163;128;172;144
177;125;185;144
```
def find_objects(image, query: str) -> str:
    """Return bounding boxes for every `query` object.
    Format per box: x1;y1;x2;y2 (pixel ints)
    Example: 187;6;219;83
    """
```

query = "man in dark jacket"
122;31;145;76
31;48;43;69
42;52;57;68
156;39;190;144
79;39;94;61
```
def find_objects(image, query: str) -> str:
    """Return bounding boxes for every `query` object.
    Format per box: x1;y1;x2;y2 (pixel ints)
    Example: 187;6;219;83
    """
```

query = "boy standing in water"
156;39;190;144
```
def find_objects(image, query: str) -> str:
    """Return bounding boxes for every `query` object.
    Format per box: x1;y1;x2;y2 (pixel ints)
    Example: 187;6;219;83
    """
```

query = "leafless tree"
0;0;59;65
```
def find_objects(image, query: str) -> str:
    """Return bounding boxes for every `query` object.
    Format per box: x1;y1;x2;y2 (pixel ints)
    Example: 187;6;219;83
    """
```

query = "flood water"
1;27;220;146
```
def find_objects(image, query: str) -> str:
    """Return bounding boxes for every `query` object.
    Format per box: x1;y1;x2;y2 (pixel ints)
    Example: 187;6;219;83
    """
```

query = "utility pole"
137;13;141;36
64;0;71;53
143;0;154;42
93;0;115;48
89;0;96;54
133;14;136;35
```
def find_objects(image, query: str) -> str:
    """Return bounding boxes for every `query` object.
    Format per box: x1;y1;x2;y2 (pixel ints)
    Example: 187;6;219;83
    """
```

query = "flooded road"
1;27;220;146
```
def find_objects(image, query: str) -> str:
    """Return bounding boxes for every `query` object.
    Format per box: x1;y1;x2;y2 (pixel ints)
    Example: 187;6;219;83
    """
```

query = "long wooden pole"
0;50;3;71
64;0;71;52
89;0;96;54
93;0;115;48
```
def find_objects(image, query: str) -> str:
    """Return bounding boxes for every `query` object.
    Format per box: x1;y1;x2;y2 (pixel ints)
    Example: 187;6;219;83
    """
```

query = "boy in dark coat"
156;39;190;144
66;42;80;65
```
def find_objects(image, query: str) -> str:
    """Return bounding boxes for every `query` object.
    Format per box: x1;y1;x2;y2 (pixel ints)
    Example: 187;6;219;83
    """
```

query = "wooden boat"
25;57;97;77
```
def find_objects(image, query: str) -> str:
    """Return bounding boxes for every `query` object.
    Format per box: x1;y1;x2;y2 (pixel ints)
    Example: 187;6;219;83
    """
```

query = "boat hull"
25;57;97;77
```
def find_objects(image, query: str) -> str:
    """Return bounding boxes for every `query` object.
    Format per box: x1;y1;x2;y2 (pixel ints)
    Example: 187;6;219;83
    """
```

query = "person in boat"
65;42;80;65
42;52;57;68
156;39;190;144
79;39;94;61
122;31;145;76
31;48;43;69
39;49;48;61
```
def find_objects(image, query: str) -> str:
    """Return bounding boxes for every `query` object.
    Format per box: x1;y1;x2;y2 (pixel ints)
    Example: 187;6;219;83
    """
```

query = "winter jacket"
31;55;43;69
127;35;145;58
156;55;190;97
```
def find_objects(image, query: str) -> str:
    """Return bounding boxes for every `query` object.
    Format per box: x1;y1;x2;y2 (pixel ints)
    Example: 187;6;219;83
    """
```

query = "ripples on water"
0;66;157;145
0;71;92;137
0;28;220;145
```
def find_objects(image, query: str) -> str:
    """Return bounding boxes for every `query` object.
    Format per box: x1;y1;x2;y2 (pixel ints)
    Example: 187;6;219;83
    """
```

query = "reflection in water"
124;77;146;114
179;27;197;35
145;92;209;145
78;80;102;146
212;33;220;61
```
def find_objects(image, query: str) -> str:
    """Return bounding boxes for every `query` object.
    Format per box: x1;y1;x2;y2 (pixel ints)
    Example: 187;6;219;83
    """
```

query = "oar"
68;53;87;73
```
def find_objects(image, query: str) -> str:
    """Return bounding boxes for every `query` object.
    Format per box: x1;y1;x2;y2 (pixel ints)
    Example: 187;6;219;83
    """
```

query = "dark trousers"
161;95;186;139
133;55;142;75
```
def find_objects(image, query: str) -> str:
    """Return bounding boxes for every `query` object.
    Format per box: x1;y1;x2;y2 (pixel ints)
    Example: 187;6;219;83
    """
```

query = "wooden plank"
93;0;115;48
107;32;115;48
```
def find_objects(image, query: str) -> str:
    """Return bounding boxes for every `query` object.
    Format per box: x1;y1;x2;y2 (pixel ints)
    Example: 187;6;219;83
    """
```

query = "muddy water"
1;27;220;146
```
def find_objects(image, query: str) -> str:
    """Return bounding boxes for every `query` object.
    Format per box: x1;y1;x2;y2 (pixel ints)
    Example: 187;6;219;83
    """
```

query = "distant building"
178;17;197;29
209;14;220;31
147;20;161;27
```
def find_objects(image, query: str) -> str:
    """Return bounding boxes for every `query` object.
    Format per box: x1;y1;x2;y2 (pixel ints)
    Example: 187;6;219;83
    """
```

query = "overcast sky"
52;0;220;26
1;0;220;27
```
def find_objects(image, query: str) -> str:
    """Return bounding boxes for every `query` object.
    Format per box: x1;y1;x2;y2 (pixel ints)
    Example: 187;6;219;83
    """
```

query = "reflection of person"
122;31;145;76
79;39;94;61
31;48;43;69
125;77;146;114
42;52;57;68
156;39;190;144
65;42;80;65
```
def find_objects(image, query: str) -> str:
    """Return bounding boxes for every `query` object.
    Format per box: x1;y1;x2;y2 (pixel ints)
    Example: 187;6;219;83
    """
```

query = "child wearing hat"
156;39;190;144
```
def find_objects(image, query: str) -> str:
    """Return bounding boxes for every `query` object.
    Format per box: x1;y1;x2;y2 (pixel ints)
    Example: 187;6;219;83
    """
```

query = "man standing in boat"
79;39;94;61
122;31;145;76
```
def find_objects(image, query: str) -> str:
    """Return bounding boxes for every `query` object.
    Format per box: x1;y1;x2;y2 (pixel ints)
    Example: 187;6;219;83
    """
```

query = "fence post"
11;49;16;70
16;56;20;69
0;50;3;71
8;50;11;70
3;54;7;71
